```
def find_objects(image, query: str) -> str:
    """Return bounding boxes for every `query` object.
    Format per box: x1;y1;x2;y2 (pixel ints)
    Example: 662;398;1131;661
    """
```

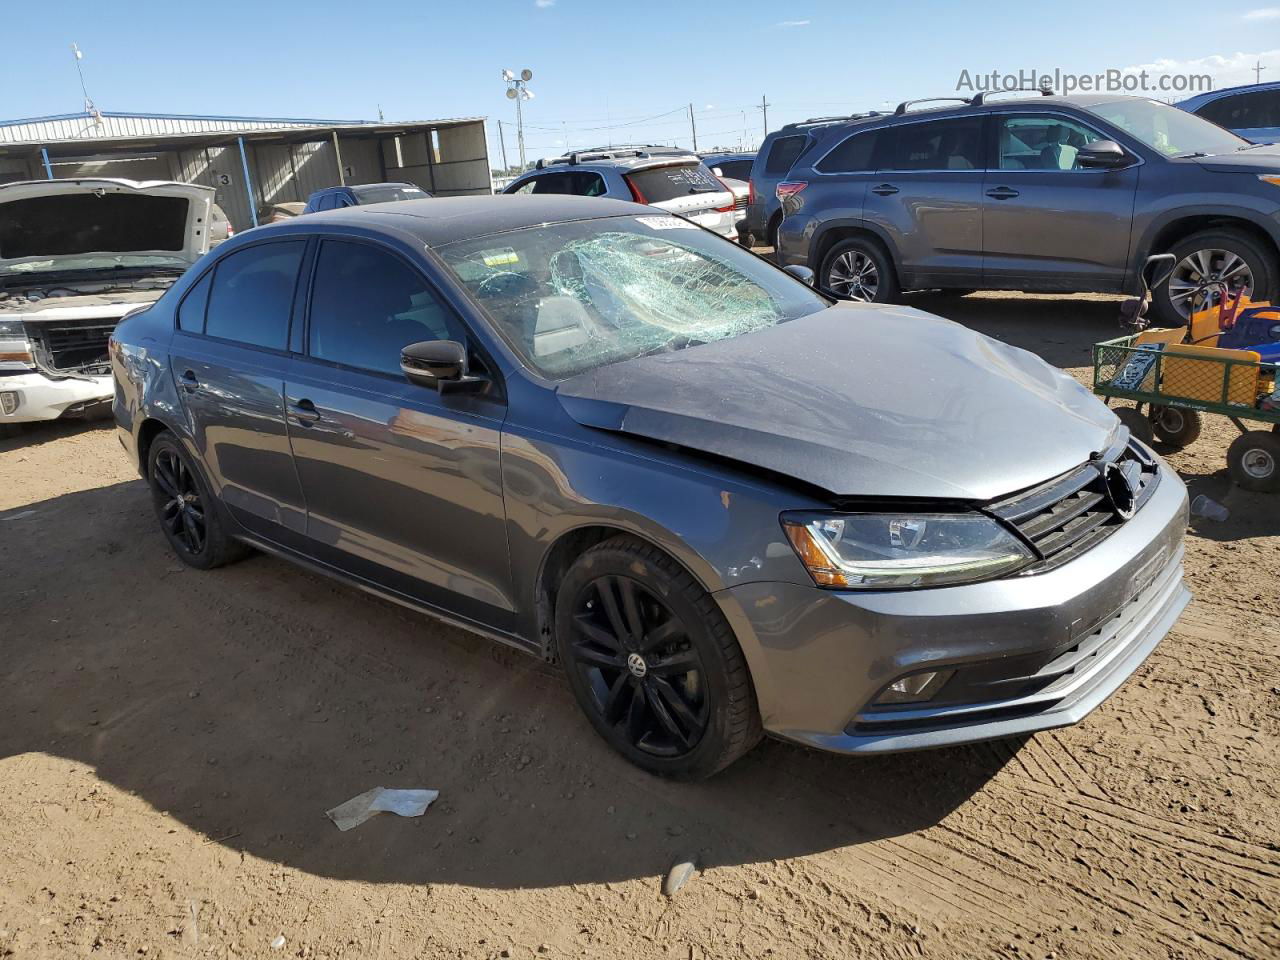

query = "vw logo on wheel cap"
1103;461;1140;519
626;653;648;678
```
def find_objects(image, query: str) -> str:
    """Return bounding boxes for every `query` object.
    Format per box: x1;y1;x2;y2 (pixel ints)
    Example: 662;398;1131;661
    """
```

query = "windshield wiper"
1237;142;1275;150
1172;151;1209;159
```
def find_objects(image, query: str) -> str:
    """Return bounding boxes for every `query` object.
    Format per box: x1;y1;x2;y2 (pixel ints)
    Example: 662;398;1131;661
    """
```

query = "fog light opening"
875;669;954;705
0;391;18;416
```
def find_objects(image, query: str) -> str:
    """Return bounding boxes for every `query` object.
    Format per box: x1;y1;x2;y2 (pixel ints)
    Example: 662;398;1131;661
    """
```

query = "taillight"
748;179;756;206
226;223;235;237
714;177;735;213
775;181;808;200
624;176;647;204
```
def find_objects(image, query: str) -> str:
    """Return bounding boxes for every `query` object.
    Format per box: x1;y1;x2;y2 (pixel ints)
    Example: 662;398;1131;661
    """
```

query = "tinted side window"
816;131;879;174
765;136;806;175
177;270;212;332
1198;90;1280;130
529;174;573;195
713;159;753;180
308;240;461;377
883;118;983;171
204;241;305;350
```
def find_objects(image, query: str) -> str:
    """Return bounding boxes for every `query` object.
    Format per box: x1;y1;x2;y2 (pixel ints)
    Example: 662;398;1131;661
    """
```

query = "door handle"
871;183;900;196
985;186;1020;200
289;398;321;425
179;369;200;393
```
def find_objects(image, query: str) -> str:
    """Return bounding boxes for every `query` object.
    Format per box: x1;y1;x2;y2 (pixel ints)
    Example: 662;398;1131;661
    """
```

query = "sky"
2;0;1278;168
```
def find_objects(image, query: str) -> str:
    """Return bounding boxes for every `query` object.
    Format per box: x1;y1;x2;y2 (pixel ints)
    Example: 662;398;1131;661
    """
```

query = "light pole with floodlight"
503;68;535;171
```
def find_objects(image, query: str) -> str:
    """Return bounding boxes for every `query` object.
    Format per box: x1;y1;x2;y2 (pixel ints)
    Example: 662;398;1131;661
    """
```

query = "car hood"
556;302;1119;501
1189;144;1280;172
0;178;213;277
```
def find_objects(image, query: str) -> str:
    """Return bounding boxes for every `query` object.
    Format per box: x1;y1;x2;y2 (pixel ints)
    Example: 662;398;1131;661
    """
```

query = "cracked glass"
438;216;828;378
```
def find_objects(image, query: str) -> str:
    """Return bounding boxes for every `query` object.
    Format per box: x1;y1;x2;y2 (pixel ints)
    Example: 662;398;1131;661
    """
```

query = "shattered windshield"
437;215;828;378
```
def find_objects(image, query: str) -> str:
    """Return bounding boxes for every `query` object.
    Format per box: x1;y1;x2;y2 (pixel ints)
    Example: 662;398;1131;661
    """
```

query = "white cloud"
535;0;555;7
776;19;810;27
704;103;715;110
1121;49;1279;92
1242;7;1279;19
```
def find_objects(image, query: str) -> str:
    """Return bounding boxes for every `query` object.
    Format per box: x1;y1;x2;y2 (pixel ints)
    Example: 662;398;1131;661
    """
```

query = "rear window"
625;163;721;202
352;185;429;205
1197;90;1280;131
764;135;806;175
709;158;753;180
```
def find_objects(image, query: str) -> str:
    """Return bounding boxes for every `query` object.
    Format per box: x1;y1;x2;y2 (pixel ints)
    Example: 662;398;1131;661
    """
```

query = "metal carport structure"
0;111;492;231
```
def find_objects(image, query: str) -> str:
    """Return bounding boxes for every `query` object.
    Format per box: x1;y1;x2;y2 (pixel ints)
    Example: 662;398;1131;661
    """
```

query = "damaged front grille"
25;318;117;375
988;440;1160;573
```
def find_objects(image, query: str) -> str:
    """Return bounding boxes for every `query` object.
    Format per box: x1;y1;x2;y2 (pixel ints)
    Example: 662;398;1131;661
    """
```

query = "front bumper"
716;460;1190;754
0;371;113;424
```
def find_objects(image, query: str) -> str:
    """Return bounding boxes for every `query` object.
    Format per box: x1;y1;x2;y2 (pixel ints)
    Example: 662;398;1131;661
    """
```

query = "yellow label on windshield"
481;248;520;267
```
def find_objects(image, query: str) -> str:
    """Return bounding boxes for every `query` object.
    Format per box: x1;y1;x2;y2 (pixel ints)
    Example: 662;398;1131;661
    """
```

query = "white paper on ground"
326;787;440;831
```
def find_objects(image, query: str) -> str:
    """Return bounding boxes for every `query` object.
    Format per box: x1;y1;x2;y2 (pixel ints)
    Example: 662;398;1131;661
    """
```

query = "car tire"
1227;430;1280;493
1113;406;1155;445
554;535;762;780
820;237;900;303
1153;229;1276;327
147;432;247;570
1150;405;1203;448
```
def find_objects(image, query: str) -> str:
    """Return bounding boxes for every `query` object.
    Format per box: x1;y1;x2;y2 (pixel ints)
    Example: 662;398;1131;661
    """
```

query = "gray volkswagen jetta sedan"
110;195;1191;779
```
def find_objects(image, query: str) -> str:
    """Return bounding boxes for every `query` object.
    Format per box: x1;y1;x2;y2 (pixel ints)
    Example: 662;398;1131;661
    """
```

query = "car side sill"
233;533;540;658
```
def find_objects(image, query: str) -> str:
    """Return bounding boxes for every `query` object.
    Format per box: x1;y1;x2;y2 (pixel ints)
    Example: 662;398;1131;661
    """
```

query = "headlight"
781;512;1033;589
0;319;33;367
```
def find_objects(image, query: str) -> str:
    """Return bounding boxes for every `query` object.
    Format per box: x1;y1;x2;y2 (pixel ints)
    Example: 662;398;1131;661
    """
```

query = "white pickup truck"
0;178;214;435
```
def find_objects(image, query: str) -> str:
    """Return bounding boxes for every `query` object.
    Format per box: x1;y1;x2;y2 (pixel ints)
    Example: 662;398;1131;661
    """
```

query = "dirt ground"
1;292;1277;960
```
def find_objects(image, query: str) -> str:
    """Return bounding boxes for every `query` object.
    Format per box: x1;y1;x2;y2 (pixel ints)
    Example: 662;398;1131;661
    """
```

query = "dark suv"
776;93;1280;322
744;113;882;249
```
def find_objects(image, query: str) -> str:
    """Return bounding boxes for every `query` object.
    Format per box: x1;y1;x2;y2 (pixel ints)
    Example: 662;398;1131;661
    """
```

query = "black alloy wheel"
554;535;761;779
567;574;709;758
154;446;207;556
147;432;247;569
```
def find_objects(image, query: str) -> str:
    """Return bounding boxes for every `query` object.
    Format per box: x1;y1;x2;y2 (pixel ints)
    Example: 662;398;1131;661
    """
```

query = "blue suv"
776;93;1280;324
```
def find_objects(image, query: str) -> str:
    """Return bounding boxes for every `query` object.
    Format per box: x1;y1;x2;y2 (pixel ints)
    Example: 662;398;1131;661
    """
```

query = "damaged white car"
0;178;213;435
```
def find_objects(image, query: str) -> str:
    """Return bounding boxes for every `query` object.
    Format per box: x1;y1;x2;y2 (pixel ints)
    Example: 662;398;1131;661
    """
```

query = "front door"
860;115;986;288
168;238;309;540
284;238;515;630
981;112;1140;292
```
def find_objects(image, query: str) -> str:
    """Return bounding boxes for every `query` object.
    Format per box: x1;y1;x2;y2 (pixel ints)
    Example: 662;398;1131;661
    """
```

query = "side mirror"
401;340;488;395
1077;140;1131;169
783;264;816;287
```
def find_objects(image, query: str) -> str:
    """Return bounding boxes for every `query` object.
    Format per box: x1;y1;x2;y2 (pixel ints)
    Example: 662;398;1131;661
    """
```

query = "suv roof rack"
970;88;1054;106
781;111;883;131
893;97;973;116
534;149;650;169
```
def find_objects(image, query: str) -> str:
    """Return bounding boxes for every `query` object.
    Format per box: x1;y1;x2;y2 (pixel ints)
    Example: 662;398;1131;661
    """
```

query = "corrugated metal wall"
0;113;336;145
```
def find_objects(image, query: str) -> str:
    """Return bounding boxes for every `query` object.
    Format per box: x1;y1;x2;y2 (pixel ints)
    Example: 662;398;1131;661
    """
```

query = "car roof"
528;150;702;174
267;194;650;246
1178;81;1280;109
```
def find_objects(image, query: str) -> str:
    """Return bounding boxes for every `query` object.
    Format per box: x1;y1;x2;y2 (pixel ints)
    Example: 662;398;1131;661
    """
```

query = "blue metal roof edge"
0;110;375;128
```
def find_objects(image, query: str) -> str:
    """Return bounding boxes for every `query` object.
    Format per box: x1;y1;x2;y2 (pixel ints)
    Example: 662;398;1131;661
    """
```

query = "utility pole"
688;103;698;152
758;95;771;138
1254;60;1267;85
497;120;509;173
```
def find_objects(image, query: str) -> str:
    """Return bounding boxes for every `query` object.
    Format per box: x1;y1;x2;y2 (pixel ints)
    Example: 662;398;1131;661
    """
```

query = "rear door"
168;238;309;539
981;112;1139;292
861;116;985;287
283;237;515;629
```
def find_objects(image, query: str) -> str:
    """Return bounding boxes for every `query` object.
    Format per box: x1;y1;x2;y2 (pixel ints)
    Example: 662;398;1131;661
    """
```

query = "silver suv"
777;93;1280;323
503;149;739;241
